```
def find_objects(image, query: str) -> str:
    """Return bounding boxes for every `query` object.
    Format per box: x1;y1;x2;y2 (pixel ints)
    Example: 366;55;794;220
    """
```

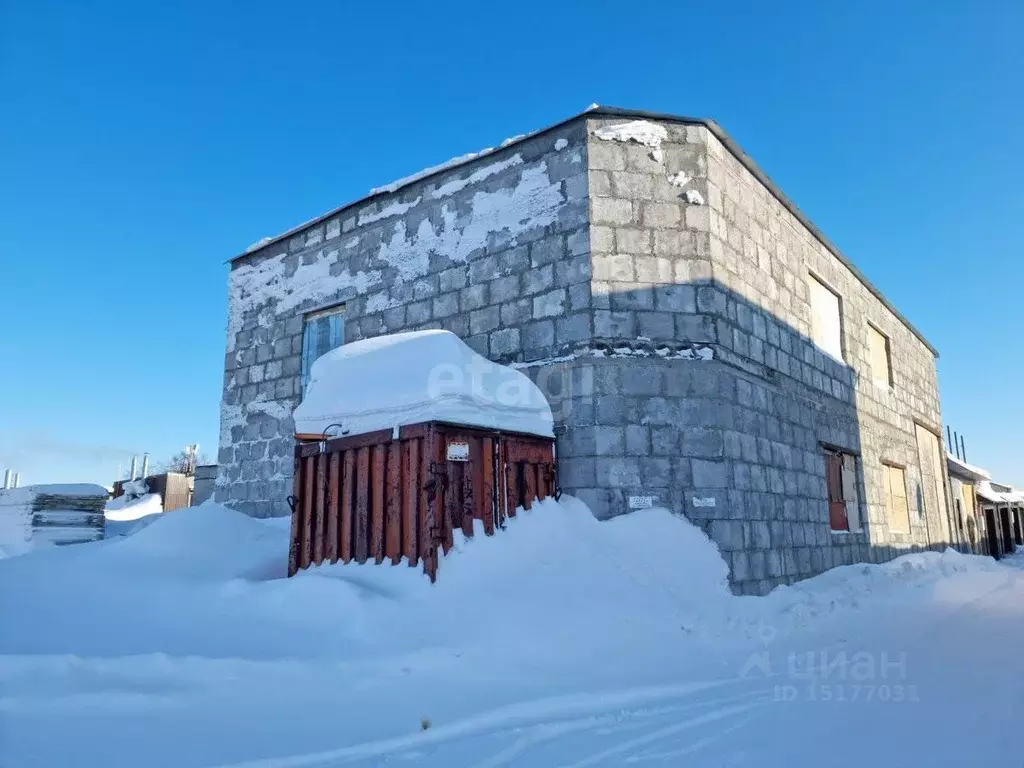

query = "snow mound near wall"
267;497;733;655
115;502;289;581
293;330;554;438
756;548;1002;628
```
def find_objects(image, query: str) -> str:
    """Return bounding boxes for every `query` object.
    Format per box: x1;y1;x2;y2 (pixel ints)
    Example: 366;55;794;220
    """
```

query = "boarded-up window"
301;304;345;392
825;450;859;531
868;324;892;387
915;423;950;545
808;275;844;360
884;464;911;534
961;481;976;521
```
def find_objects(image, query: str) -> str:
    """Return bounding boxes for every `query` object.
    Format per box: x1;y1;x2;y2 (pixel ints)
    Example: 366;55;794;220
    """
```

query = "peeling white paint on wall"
246;396;294;422
554;138;568;151
365;291;402;314
594;120;669;161
357;196;423;226
375;162;565;282
218;403;243;457
227;252;383;352
369;129;573;198
431;154;524;199
667;171;704;205
227;154;571;352
370;150;495;196
668;171;691;188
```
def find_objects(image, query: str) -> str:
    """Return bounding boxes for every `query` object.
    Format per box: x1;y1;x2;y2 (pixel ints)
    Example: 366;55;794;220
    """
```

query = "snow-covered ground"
1;499;1023;767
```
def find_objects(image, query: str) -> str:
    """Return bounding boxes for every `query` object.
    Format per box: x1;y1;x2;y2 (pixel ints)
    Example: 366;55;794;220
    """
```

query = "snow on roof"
946;453;991;481
2;483;108;498
976;480;1024;505
369;150;495;196
293;330;554;439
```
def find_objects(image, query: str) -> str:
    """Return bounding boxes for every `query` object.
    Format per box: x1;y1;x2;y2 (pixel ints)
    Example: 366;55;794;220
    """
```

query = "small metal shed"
288;422;556;580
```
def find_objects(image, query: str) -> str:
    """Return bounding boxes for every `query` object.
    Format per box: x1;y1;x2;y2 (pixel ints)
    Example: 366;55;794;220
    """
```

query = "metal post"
2;470;10;490
129;456;138;481
960;435;967;463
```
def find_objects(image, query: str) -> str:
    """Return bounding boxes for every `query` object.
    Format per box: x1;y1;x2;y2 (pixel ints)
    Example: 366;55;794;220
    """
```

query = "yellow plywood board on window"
915;424;950;545
885;464;911;534
869;325;891;386
961;483;976;519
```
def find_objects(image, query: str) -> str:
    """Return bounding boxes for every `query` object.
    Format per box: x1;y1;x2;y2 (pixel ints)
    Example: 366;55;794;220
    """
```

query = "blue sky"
1;0;1021;487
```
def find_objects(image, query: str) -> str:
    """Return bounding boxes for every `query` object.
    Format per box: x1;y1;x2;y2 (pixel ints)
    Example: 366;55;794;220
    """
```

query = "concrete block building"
218;106;956;594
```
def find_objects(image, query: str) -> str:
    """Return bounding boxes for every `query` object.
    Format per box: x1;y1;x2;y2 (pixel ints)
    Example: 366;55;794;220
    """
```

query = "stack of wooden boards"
0;484;109;552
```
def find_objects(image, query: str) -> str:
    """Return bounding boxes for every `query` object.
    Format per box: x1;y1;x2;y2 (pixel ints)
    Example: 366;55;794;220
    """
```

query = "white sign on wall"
628;495;657;509
692;497;717;508
446;441;470;462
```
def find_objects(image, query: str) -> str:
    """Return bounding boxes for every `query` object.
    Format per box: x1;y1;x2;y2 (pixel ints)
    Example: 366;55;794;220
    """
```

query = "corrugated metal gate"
288;422;557;580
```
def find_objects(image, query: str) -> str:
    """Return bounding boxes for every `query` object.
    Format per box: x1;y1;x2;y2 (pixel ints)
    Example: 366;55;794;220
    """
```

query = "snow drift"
292;330;554;438
0;496;1002;661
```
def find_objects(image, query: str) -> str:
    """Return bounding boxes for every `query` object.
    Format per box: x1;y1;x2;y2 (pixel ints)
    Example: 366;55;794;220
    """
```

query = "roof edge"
230;105;939;357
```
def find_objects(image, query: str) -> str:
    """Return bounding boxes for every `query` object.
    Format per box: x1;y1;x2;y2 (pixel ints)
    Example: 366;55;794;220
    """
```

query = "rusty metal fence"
288;422;557;580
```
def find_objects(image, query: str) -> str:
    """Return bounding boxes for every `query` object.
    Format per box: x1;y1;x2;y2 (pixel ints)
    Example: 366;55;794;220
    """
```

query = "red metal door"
826;452;849;531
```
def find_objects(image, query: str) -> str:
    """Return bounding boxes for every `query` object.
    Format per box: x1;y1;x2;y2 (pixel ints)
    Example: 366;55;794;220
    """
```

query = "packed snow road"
1;501;1022;767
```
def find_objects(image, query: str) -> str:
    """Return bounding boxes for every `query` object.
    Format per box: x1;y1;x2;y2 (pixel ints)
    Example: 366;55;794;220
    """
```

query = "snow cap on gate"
293;330;554;439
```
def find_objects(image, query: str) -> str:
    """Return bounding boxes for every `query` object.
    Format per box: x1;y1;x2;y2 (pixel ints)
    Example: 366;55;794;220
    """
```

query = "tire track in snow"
465;688;769;768
558;701;760;768
211;679;750;768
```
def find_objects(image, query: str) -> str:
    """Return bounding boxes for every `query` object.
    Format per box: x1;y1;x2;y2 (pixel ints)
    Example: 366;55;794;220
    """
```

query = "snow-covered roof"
976;480;1024;505
293;330;554;439
230;107;937;357
1;483;108;499
946;453;991;481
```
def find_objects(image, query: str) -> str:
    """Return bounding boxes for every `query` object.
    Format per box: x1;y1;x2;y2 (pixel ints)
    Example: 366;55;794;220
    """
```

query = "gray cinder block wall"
578;115;951;594
218;120;594;518
218;107;953;594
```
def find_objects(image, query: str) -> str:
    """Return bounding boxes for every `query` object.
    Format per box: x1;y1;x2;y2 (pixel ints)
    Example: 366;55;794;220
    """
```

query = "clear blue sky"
1;0;1021;487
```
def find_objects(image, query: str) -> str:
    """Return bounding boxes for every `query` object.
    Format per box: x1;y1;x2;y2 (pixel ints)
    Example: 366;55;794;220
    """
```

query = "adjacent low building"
217;106;957;594
976;479;1024;559
946;452;992;555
